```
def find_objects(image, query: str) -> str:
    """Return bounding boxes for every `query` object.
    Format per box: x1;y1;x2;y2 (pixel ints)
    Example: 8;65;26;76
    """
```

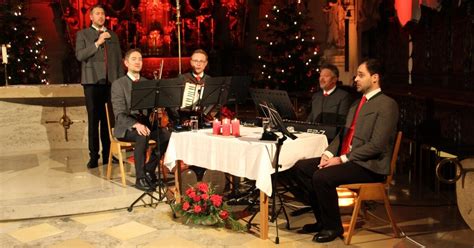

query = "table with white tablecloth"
164;126;328;239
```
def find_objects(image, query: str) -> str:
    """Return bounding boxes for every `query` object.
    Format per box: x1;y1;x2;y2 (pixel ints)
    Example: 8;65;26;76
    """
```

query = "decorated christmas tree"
0;3;49;85
254;0;322;92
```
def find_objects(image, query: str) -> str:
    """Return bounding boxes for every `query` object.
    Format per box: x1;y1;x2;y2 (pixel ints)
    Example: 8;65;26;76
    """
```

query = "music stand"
247;103;296;244
128;77;184;212
262;103;298;140
195;76;231;122
226;76;251;117
228;76;251;103
200;76;231;107
131;78;184;110
250;88;297;120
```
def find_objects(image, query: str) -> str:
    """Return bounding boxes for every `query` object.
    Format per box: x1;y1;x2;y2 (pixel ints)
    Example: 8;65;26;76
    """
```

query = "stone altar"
0;84;87;155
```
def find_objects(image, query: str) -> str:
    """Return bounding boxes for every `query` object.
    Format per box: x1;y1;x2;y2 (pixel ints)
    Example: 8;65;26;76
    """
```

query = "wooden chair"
105;103;156;186
338;131;403;245
105;103;134;186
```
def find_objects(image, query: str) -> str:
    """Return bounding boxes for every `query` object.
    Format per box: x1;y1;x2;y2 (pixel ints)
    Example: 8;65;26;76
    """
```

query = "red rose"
219;210;229;220
186;187;195;197
197;182;209;193
193;205;202;213
210;194;223;207
201;193;209;200
192;195;201;202
188;191;196;199
182;201;190;211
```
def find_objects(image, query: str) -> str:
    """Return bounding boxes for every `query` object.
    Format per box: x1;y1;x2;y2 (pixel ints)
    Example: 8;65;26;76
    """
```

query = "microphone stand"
193;82;205;127
127;68;176;213
176;0;182;74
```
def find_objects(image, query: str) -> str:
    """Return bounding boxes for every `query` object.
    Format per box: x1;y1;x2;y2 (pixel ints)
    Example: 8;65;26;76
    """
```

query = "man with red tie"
175;49;215;124
176;49;212;180
306;63;352;127
288;63;352;217
111;49;172;191
76;4;123;169
294;59;399;243
184;49;209;85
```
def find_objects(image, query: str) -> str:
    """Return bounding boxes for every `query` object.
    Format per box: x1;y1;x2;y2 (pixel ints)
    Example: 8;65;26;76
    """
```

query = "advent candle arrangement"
222;118;231;136
212;118;240;137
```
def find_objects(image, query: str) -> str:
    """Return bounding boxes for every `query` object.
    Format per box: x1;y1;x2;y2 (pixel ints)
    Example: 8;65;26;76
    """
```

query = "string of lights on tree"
0;3;49;85
255;0;321;92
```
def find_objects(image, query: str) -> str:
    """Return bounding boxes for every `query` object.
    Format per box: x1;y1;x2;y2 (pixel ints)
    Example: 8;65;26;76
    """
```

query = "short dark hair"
320;63;339;78
361;58;384;84
89;4;105;14
124;48;142;60
191;49;208;60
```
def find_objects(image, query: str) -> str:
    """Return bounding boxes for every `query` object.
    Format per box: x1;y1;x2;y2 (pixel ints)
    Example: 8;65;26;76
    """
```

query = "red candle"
212;118;221;135
231;118;240;137
222;118;231;136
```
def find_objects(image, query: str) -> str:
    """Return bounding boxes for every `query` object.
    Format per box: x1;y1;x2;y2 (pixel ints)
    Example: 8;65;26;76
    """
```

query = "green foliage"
254;2;322;92
0;3;49;85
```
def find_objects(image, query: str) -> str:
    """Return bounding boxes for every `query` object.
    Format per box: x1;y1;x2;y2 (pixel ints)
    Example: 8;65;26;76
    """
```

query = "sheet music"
181;82;203;109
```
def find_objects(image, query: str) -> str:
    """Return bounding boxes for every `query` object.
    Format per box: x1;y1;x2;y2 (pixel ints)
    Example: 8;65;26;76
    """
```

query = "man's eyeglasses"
191;60;207;64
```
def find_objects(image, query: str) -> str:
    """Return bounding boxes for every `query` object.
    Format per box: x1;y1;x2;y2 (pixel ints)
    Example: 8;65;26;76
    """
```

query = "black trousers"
83;84;111;162
295;158;385;231
119;127;171;179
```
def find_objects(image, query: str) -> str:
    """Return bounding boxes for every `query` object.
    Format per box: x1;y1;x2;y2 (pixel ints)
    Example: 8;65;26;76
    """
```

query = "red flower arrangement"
173;182;246;231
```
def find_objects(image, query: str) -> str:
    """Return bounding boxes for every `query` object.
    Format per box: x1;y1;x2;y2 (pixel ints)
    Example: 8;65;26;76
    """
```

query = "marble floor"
1;149;474;247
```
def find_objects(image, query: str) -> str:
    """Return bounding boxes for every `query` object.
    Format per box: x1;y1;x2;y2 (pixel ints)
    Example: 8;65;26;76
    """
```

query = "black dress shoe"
312;229;344;243
297;222;324;234
87;160;99;169
145;171;158;189
135;178;152;191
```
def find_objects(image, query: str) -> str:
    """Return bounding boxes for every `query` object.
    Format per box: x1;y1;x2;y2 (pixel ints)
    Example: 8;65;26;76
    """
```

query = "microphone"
97;30;110;42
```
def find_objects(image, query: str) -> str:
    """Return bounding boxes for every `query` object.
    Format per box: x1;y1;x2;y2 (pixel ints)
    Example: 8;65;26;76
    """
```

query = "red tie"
323;93;329;97
195;75;201;82
99;30;108;82
340;96;367;155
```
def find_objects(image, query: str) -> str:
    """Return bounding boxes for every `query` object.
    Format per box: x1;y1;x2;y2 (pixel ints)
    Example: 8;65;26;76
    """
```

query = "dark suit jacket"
111;76;148;138
326;92;399;175
306;87;352;124
75;27;124;84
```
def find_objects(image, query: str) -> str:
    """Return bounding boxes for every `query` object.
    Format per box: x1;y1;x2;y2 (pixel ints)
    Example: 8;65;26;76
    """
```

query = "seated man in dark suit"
183;49;209;85
306;63;352;126
289;63;352;215
111;49;172;191
174;49;214;180
295;59;399;243
175;48;214;124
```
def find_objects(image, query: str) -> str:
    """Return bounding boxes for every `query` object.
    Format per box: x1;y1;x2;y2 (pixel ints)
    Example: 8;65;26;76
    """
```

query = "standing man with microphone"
76;4;124;169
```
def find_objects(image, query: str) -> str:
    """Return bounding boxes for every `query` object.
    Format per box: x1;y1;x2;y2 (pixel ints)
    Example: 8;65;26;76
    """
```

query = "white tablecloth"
164;126;328;196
